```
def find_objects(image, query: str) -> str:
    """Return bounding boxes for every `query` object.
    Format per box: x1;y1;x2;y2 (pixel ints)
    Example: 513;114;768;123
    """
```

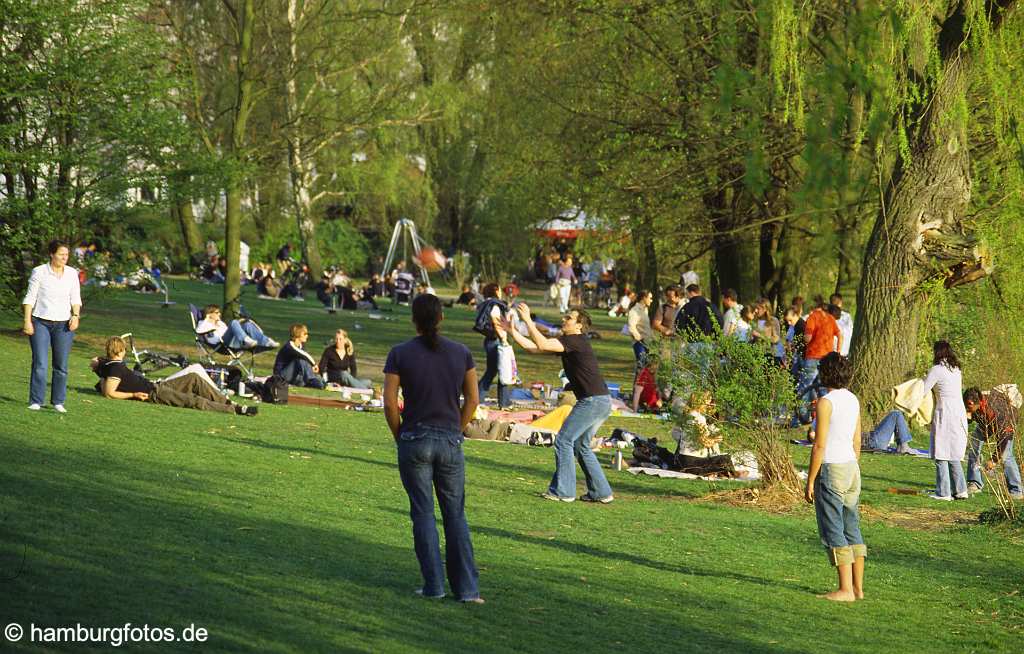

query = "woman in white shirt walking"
922;340;969;500
22;240;82;413
805;352;865;602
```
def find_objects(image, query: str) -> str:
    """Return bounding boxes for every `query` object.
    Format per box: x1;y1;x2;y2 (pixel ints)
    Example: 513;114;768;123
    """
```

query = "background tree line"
2;0;1023;403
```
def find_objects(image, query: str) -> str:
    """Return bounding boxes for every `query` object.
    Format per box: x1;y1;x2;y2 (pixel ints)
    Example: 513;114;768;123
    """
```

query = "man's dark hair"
573;308;592;330
722;288;738;302
685;283;700;295
818;352;853;389
482;283;499;299
47;239;68;255
829;293;843;304
933;340;961;370
827;304;842;319
963;387;982;404
412;294;443;350
813;294;826;309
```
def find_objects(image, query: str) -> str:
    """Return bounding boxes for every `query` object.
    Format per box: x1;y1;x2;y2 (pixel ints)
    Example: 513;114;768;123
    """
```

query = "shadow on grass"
376;506;815;595
0;442;814;653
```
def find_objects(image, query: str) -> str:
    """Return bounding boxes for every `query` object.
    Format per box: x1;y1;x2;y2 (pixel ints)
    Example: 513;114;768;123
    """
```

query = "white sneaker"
53;404;67;414
266;339;280;348
927;493;953;502
242;336;258;348
28;403;41;411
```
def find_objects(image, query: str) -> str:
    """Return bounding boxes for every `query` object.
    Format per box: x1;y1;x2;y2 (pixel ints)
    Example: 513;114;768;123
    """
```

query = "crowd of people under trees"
18;239;1021;607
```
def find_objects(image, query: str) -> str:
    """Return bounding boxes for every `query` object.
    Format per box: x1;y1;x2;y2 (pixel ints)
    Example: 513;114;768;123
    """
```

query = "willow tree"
770;1;1022;401
848;1;1021;400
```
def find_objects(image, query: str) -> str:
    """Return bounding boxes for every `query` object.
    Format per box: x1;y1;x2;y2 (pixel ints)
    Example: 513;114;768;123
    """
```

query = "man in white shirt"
830;293;854;356
721;288;743;338
196;305;278;350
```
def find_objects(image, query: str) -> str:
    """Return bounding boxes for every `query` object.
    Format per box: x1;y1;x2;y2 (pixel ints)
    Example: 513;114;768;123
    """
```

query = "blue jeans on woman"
478;338;511;408
29;317;74;406
397;425;480;601
866;411;913;450
813;462;867;565
550;395;613;500
935;459;968;498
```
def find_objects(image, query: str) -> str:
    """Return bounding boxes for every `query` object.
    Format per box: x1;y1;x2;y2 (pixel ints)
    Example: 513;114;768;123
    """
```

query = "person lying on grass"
804;352;865;602
90;336;257;416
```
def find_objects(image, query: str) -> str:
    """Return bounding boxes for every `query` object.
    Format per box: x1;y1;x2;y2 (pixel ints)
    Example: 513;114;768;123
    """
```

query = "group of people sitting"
313;267;380;311
193;305;372;391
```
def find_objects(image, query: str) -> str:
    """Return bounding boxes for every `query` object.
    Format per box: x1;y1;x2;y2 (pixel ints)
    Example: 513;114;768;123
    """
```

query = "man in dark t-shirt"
510;303;615;504
90;336;256;416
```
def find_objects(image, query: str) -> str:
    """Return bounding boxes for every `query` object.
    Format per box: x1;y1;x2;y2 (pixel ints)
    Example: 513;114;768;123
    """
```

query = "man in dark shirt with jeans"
963;387;1022;498
510;303;614;504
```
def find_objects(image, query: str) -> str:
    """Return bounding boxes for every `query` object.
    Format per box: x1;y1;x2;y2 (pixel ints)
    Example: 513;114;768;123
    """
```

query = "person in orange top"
795;296;842;424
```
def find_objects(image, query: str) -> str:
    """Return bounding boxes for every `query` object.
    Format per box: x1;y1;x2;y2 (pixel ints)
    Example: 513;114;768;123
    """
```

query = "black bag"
262;375;289;404
473;299;505;338
246;375;289;404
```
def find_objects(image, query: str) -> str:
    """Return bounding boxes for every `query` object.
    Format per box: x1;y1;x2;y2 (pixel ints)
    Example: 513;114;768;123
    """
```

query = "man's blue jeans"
277;360;324;389
225;320;273;349
397;425;480;600
795;357;821;424
866;411;913;450
29;317;74;406
478;338;511;408
550;395;613;500
966;436;1022;495
935;459;968;498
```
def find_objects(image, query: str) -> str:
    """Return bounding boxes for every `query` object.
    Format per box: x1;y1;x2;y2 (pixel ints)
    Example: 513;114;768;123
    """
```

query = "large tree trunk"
284;0;323;279
632;213;658;293
170;175;203;257
851;59;974;402
222;0;255;319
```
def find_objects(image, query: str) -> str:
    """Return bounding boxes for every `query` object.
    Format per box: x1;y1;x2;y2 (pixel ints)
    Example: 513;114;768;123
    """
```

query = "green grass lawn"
1;281;1022;652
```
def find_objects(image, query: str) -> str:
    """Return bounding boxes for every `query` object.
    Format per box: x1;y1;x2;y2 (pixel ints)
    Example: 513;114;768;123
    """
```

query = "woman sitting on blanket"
318;329;372;389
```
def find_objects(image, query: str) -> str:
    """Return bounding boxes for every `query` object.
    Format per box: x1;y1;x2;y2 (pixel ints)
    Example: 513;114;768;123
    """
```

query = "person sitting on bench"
195;305;278;349
91;336;257;416
274;323;325;389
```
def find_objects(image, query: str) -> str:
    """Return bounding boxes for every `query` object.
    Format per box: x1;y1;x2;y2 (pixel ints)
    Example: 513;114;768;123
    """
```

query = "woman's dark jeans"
397;425;480;600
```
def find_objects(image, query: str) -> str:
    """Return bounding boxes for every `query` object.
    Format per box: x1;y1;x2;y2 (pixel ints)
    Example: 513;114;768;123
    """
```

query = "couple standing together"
382;295;614;602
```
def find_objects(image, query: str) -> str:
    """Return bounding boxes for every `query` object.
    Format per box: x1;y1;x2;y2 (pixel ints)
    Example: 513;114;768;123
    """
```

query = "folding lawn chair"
188;304;272;381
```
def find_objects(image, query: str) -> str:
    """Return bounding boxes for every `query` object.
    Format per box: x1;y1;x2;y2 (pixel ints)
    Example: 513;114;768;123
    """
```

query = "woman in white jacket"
922;340;969;500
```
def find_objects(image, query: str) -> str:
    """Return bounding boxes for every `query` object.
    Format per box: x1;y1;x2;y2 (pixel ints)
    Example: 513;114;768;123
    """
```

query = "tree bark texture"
851;59;972;401
222;0;255;319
